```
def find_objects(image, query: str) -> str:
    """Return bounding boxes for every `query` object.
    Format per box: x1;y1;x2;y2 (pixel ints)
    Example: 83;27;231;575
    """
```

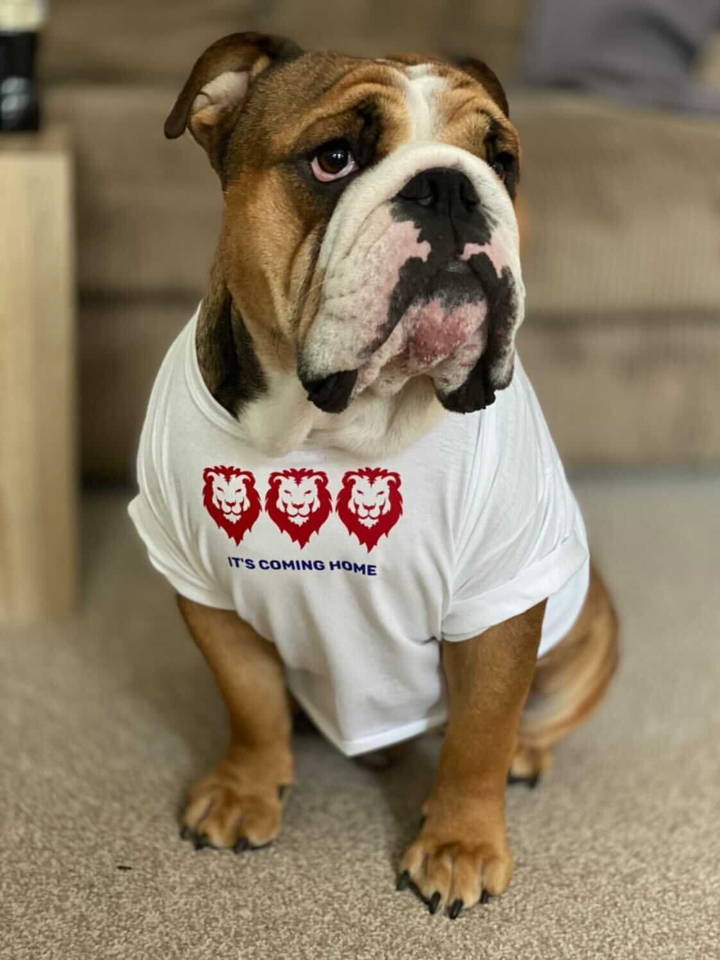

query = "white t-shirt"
129;309;589;756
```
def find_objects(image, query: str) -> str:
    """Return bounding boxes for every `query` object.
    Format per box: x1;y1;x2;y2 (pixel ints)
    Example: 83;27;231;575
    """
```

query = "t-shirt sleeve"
442;365;589;643
128;492;233;610
127;367;233;611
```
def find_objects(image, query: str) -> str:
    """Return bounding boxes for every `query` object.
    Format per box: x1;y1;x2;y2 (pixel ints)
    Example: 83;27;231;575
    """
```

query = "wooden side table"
0;125;78;623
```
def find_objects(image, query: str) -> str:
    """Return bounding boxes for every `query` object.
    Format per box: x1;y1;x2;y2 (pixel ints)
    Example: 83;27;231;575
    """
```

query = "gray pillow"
521;0;720;114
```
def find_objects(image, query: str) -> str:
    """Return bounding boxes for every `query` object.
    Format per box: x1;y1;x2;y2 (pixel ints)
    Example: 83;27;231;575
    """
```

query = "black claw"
193;833;211;851
247;840;273;851
233;837;250;854
180;825;191;841
449;898;463;920
480;891;492;904
428;891;442;915
396;870;411;891
292;709;319;734
507;771;541;789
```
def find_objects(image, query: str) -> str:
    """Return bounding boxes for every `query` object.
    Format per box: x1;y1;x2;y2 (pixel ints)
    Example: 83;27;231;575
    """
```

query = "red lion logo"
265;468;332;548
336;467;403;552
202;466;262;545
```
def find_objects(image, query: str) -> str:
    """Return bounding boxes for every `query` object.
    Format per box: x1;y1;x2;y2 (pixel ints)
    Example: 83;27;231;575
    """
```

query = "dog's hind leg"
510;565;619;786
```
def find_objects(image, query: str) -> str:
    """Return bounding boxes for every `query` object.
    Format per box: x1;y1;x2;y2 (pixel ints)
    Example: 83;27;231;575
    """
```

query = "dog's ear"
455;58;509;117
164;32;302;165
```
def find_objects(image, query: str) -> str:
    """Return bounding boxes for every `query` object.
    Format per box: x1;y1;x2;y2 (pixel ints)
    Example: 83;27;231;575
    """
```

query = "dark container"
0;29;40;131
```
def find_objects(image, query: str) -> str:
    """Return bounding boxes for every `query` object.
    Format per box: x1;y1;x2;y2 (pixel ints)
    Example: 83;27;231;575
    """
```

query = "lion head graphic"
202;465;262;545
265;468;332;548
336;467;403;552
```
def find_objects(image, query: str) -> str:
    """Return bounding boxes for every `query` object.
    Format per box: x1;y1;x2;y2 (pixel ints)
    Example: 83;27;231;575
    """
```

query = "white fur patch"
240;371;319;457
398;67;447;143
241;365;444;460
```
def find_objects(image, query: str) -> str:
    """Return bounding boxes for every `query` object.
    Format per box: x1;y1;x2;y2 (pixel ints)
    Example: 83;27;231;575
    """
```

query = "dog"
129;32;618;919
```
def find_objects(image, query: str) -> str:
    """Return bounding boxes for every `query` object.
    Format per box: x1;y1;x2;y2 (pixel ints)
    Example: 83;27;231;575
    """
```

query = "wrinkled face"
210;474;250;519
276;476;321;523
220;52;522;414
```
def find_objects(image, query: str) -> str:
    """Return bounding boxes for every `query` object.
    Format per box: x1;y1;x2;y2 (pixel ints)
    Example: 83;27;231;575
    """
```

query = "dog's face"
166;34;523;414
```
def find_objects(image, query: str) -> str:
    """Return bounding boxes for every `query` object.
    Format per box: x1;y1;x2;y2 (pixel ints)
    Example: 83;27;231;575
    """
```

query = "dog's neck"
196;277;446;459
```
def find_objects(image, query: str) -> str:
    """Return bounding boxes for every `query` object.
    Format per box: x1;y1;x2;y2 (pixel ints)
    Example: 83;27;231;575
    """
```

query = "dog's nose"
299;368;358;413
395;167;479;217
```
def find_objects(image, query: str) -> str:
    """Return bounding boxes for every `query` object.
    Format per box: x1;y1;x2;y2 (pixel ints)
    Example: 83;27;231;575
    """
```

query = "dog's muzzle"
300;150;523;415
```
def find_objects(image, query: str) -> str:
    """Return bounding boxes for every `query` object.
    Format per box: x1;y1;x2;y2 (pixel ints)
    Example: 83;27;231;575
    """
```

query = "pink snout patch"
368;297;488;395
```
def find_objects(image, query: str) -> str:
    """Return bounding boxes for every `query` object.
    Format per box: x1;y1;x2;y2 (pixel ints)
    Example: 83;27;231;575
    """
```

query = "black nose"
395;167;479;217
299;369;358;413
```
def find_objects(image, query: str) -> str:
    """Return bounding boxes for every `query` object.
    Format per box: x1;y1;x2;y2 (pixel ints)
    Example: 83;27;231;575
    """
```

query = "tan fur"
512;565;620;778
176;597;294;849
399;601;546;912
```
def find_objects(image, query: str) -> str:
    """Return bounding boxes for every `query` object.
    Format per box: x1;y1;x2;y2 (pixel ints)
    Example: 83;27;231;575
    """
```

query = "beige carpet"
2;476;719;959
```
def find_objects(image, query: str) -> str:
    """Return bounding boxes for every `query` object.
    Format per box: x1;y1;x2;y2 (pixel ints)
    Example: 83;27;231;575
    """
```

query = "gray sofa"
41;0;720;480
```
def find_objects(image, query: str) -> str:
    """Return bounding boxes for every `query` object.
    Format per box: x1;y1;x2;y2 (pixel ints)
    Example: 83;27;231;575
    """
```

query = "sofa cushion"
42;0;527;85
513;92;720;315
520;311;720;464
47;85;220;296
80;296;192;482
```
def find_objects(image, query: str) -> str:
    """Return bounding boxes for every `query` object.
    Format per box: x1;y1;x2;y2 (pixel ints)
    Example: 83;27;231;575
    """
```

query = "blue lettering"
234;557;378;574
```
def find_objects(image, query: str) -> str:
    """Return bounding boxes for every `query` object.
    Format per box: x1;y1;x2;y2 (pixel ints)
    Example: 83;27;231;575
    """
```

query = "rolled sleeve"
442;530;588;642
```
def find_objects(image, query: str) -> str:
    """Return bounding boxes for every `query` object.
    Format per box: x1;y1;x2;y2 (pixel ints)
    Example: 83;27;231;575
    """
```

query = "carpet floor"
2;476;719;959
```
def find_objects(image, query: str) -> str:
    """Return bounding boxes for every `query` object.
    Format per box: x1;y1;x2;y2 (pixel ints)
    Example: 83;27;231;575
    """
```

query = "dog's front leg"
398;601;546;918
177;596;294;852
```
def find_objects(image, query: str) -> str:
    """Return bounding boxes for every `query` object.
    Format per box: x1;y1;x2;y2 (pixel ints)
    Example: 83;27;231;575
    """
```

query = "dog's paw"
397;808;512;918
508;744;552;788
180;767;290;852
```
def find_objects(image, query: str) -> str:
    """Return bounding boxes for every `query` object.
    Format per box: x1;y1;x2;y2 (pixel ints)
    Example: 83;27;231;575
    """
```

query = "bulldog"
129;32;618;919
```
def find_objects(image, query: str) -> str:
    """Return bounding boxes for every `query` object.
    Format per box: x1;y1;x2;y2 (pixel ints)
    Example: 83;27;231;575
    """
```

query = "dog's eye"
310;139;359;182
490;151;515;184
